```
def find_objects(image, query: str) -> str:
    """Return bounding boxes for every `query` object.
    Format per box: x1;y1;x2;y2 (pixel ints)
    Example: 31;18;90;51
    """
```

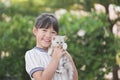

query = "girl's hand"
52;46;66;59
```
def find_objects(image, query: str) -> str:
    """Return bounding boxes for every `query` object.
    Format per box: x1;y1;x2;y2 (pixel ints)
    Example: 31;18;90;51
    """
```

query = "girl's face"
33;26;57;49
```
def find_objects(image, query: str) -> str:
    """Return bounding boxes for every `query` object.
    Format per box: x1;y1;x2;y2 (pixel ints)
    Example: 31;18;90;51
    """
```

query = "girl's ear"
33;27;37;35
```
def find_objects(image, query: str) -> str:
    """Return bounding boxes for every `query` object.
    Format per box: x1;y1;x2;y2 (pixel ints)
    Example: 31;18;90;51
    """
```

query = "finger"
56;45;62;49
53;45;60;48
62;49;65;52
56;46;58;48
59;46;62;49
63;51;67;55
61;49;66;55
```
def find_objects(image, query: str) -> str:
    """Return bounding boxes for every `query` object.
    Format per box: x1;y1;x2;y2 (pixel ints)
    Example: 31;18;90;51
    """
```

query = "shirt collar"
34;46;48;52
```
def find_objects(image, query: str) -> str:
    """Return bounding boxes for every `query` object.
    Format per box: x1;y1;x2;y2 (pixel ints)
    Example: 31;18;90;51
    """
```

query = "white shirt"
25;47;61;80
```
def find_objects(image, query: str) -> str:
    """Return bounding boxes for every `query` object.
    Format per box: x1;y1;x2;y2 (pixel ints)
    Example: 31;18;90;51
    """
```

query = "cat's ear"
63;36;67;41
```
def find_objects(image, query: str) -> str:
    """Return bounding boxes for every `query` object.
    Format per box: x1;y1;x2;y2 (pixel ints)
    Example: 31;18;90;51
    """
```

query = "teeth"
43;38;51;42
44;40;50;42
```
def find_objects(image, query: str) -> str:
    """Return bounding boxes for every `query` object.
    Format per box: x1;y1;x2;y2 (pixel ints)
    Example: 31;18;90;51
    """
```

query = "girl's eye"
42;29;46;31
52;31;57;34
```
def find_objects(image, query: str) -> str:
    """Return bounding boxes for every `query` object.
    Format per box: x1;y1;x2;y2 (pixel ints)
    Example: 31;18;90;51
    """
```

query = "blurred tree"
59;12;116;80
0;14;35;80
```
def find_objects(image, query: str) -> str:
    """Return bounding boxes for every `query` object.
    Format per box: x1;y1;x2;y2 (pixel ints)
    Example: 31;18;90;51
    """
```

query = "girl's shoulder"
25;47;37;57
25;47;48;57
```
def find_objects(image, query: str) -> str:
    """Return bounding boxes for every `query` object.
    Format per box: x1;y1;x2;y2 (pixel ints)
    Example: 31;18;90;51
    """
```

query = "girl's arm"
32;46;66;80
32;57;60;80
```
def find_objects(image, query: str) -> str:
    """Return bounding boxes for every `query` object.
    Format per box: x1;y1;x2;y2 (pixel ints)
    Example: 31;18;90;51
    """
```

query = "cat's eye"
61;42;63;44
57;42;59;44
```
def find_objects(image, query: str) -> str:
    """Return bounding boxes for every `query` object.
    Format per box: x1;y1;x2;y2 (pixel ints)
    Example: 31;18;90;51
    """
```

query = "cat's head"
51;36;66;46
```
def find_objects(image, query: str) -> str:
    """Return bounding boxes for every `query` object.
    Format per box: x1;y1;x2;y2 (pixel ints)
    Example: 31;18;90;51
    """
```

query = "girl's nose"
45;32;51;38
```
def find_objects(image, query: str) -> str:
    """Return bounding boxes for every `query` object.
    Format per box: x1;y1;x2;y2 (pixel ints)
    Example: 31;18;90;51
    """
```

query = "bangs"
40;17;53;29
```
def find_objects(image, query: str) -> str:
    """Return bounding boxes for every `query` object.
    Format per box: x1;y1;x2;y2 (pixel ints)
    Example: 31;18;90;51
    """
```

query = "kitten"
48;35;73;80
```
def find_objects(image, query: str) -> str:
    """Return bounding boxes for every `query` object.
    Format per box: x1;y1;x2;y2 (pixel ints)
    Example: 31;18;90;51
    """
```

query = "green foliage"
0;14;35;80
59;12;116;80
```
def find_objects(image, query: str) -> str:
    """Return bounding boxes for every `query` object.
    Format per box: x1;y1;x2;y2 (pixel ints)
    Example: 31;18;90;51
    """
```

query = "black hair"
35;13;59;34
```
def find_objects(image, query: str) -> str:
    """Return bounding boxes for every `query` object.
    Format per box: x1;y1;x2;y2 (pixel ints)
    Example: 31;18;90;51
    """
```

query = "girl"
25;13;78;80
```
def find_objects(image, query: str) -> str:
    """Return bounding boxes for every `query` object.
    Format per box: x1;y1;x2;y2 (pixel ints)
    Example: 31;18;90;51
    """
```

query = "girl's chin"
43;44;50;48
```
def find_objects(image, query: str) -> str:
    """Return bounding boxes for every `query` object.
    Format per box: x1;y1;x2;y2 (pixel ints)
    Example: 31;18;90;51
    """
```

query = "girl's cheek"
52;34;56;37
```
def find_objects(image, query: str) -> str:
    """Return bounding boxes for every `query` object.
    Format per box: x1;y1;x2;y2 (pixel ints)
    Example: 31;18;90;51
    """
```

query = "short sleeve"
25;50;44;78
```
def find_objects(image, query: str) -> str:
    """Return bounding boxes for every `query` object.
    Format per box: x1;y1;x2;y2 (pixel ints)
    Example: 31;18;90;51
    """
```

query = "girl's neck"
36;45;48;51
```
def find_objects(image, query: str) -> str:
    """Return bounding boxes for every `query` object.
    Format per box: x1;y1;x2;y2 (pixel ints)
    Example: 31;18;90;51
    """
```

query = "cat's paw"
63;43;67;50
56;70;63;74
